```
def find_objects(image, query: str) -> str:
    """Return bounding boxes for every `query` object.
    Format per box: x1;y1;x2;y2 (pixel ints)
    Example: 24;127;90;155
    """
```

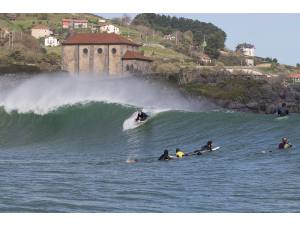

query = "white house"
62;19;88;29
45;36;60;47
163;34;176;41
31;24;53;39
287;74;300;84
245;58;254;66
98;19;106;23
236;43;255;57
199;53;212;65
100;24;120;34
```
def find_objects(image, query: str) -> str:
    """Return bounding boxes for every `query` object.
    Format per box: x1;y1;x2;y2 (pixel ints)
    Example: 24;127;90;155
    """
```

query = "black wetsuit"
136;112;148;121
277;108;289;117
158;153;171;160
193;145;212;155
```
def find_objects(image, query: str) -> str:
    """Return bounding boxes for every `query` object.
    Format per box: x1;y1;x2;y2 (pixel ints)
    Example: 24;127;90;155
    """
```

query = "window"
97;48;103;54
111;48;117;54
83;48;88;54
126;65;130;71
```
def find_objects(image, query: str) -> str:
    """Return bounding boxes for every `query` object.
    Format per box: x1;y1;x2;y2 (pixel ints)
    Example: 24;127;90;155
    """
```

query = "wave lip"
0;74;214;115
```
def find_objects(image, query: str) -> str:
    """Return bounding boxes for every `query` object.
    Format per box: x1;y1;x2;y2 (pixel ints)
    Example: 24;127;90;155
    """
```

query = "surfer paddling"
278;137;292;149
193;141;213;155
175;148;186;158
158;150;172;161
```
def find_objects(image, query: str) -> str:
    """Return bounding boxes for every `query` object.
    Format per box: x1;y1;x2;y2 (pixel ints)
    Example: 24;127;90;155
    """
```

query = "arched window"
111;48;117;54
97;48;103;54
83;48;88;54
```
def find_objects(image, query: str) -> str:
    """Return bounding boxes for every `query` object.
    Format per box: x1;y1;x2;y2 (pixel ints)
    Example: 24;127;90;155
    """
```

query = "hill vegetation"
132;13;226;59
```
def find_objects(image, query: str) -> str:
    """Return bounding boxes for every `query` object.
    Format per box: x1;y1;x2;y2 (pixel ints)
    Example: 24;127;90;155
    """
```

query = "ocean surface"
0;74;299;212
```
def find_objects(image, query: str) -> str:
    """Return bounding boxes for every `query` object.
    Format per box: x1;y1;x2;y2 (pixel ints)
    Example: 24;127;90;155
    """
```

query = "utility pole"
8;32;12;49
11;31;14;49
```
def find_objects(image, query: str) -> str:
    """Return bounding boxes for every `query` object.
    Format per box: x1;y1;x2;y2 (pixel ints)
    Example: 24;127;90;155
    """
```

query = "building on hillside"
62;19;88;29
31;24;53;39
91;24;102;33
245;58;254;66
287;74;300;84
100;24;120;34
45;36;60;47
163;34;176;41
98;19;106;23
236;43;255;57
62;33;152;75
198;53;212;65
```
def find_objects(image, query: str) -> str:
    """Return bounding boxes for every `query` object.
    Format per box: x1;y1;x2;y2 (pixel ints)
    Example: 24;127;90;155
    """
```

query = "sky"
97;13;300;66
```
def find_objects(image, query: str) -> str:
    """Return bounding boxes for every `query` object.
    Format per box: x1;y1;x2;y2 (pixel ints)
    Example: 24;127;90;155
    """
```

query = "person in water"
175;148;185;158
277;103;289;117
194;141;213;155
278;137;292;149
135;110;148;122
158;150;172;161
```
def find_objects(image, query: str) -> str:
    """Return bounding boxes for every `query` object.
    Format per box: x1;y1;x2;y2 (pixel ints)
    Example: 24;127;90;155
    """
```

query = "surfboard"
275;116;289;120
198;146;220;154
123;111;151;130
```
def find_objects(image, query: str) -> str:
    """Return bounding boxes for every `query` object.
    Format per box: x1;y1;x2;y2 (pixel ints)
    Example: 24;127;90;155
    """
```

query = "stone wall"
122;60;151;74
62;45;78;74
93;45;109;75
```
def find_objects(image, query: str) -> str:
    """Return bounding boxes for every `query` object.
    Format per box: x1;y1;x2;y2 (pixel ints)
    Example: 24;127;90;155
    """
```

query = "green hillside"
0;13;295;75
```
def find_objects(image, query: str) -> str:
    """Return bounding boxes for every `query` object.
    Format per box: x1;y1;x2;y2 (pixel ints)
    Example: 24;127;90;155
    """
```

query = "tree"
296;63;300;68
183;30;193;44
121;14;131;26
132;13;226;59
111;17;122;26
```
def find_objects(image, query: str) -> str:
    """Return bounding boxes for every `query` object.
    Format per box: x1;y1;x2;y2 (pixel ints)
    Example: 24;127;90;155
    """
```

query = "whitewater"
0;73;299;212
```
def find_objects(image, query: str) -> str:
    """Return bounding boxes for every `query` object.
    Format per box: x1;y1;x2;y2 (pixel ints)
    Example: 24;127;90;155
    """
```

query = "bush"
9;50;25;61
153;62;180;74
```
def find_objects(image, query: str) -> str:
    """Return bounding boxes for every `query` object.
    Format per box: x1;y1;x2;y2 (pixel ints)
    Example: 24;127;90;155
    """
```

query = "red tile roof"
122;50;153;62
32;24;50;30
288;74;300;78
63;33;141;46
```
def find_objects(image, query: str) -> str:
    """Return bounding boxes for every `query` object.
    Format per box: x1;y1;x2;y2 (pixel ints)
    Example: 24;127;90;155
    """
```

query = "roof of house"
62;19;88;23
122;50;153;62
199;53;211;60
236;43;255;49
63;33;140;46
32;24;50;30
288;74;300;78
100;24;119;28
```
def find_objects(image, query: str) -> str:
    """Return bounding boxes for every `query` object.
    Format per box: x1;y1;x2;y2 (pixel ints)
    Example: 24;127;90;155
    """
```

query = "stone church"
62;33;152;75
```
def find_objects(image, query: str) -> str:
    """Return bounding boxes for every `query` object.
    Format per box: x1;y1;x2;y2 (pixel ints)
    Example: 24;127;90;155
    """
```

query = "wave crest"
0;73;215;115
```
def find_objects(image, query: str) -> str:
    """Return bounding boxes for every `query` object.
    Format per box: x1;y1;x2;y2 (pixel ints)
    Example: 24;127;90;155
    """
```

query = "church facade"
62;33;152;75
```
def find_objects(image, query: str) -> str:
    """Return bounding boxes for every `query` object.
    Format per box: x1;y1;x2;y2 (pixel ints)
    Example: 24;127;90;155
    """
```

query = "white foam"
0;73;214;115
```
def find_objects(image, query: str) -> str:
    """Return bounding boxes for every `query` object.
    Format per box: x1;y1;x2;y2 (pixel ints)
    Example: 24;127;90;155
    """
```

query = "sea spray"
0;73;216;115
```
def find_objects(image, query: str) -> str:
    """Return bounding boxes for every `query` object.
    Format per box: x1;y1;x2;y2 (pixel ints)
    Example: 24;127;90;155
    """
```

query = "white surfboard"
123;111;151;130
123;109;166;131
275;116;289;120
197;146;221;154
